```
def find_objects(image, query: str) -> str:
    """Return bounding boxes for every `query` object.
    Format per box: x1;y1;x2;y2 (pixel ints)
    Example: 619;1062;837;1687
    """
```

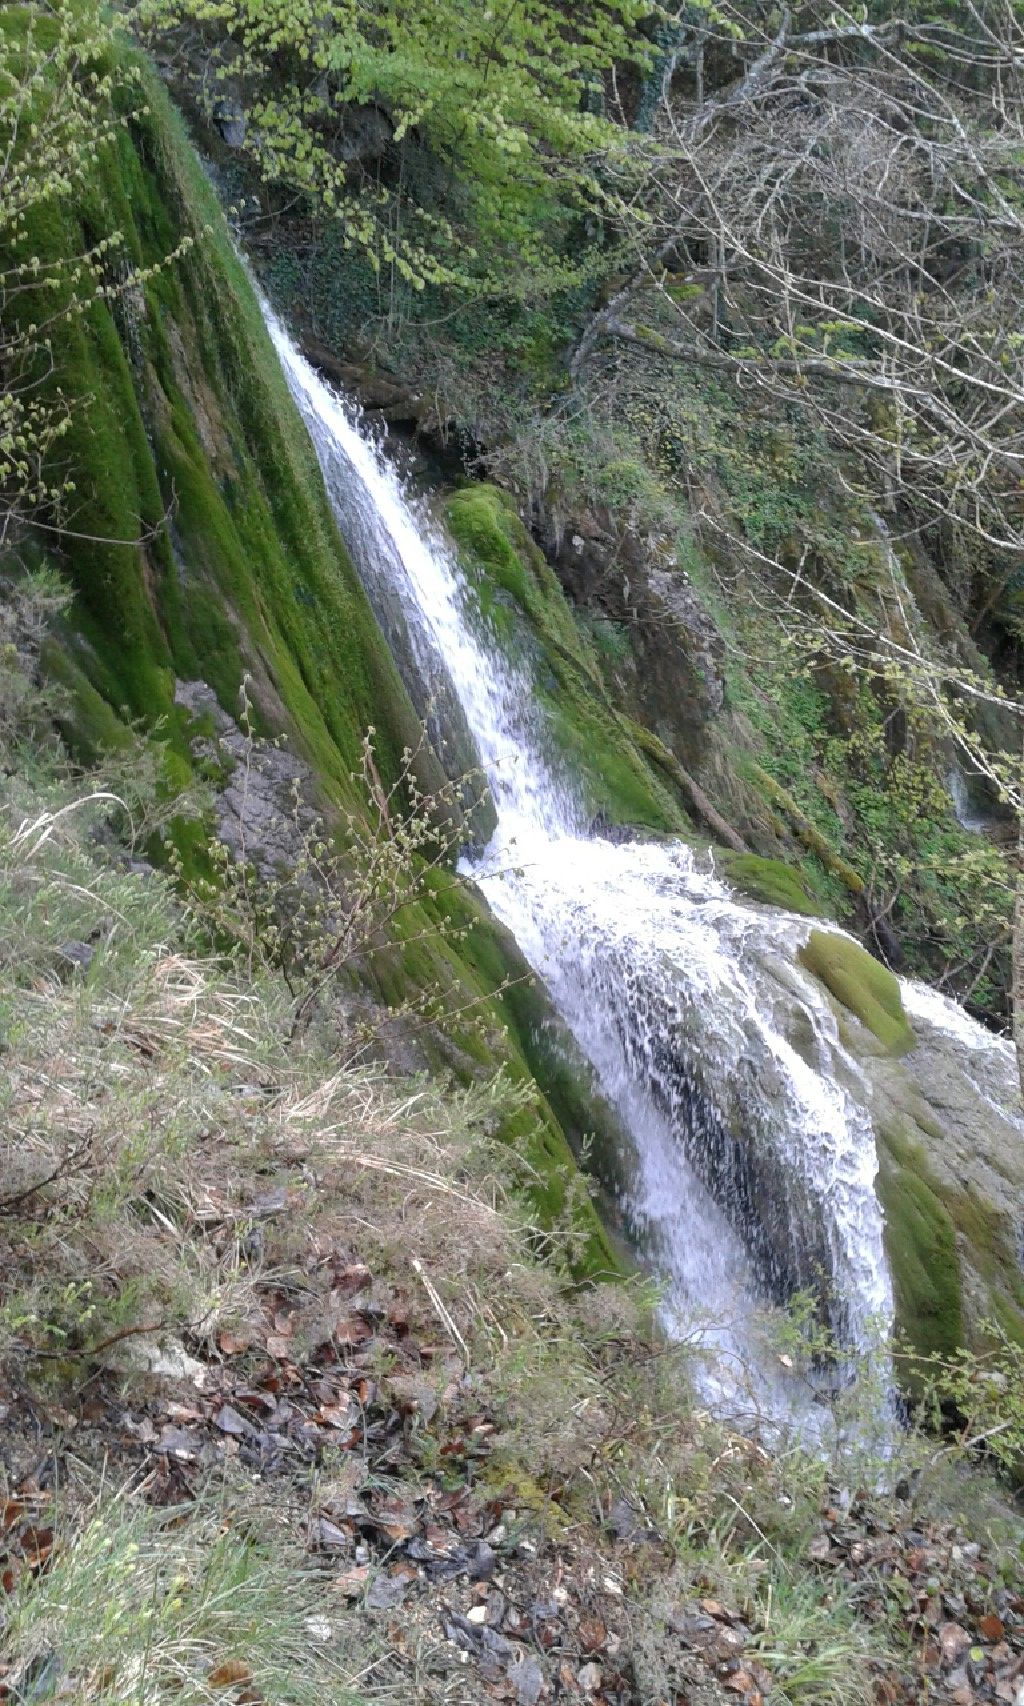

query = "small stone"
939;1622;972;1668
155;1426;202;1461
335;1565;369;1598
466;1603;489;1624
57;940;94;973
214;1403;251;1437
507;1655;544;1706
366;1573;408;1612
578;1662;602;1694
468;1540;497;1581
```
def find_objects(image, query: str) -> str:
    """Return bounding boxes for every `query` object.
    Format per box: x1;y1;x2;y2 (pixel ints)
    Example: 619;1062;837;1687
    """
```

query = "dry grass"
0;757;589;1410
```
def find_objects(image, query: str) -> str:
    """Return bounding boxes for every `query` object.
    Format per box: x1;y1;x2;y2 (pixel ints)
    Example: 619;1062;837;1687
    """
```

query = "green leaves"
134;0;655;293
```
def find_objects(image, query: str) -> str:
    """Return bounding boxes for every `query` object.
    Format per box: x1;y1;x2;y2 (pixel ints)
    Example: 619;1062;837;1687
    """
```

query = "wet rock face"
175;678;319;879
794;960;1024;1362
868;1014;1024;1357
649;1039;841;1322
542;508;726;764
609;969;846;1328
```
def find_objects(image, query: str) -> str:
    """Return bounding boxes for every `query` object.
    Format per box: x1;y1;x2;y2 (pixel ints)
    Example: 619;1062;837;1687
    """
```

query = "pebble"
578;1662;602;1694
508;1654;544;1706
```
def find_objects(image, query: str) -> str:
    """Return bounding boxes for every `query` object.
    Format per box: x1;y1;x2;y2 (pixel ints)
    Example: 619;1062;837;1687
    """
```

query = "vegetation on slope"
3;25;1024;1698
3;587;1024;1706
1;5;635;1273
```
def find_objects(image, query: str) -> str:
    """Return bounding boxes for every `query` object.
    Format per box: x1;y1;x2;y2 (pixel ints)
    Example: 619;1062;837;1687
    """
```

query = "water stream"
265;305;978;1423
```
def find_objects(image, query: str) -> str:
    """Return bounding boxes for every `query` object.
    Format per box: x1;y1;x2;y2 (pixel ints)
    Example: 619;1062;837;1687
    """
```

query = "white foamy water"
266;303;908;1420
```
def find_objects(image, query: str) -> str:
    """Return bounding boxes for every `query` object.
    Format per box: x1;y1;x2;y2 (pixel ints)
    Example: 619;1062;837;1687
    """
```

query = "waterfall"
265;306;901;1420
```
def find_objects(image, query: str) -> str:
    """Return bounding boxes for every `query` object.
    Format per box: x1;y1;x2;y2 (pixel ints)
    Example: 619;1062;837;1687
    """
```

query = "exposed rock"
212;93;245;149
793;945;1024;1361
55;939;94;975
175;678;319;879
543;506;726;769
335;103;393;164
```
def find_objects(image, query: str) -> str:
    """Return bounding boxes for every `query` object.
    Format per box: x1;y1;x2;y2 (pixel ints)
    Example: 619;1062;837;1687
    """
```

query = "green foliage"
799;929;915;1056
134;0;654;295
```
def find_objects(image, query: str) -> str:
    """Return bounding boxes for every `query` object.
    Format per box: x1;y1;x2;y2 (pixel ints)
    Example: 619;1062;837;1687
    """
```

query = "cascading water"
265;304;906;1421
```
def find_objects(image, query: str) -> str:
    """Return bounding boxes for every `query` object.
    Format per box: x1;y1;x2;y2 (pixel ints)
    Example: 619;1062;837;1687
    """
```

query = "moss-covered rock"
446;485;692;834
799;930;915;1055
876;1126;964;1366
9;35;432;808
822;980;1024;1375
719;852;824;917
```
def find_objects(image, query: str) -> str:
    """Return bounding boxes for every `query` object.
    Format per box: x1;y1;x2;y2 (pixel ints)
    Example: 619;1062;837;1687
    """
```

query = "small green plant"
2;1493;361;1703
166;676;513;1048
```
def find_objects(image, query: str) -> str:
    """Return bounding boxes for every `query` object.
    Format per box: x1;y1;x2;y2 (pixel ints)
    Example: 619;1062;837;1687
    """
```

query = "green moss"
799;929;915;1055
446;487;534;608
877;1127;964;1366
6;45;430;807
719;852;824;917
748;766;864;896
41;644;134;764
446;485;689;833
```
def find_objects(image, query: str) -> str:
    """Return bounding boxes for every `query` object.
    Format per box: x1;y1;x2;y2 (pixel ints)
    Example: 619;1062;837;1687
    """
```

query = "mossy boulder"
799;930;914;1056
819;976;1024;1375
719;852;823;917
876;1126;964;1367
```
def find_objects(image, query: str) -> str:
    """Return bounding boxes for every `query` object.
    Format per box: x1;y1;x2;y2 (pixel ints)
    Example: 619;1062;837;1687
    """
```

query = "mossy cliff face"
2;36;619;1278
445;485;692;834
10;48;428;804
794;931;1024;1370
